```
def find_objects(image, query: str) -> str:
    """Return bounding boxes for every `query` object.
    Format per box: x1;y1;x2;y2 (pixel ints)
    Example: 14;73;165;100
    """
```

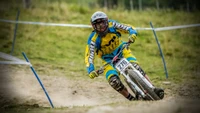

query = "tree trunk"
156;0;159;10
186;1;190;12
138;0;142;11
23;0;31;8
104;0;108;9
130;0;133;10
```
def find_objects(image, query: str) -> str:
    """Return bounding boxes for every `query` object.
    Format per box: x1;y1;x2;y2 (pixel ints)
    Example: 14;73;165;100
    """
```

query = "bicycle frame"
97;42;156;99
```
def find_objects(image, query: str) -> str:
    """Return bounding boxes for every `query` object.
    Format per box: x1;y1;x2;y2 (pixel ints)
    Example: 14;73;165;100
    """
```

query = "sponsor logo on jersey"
89;41;95;63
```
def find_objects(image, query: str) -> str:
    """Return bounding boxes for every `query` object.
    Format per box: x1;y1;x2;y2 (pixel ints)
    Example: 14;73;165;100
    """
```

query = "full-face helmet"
91;11;109;36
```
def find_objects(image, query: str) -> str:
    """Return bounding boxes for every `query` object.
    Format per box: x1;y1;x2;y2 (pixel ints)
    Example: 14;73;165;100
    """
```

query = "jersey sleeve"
85;32;96;74
111;20;137;36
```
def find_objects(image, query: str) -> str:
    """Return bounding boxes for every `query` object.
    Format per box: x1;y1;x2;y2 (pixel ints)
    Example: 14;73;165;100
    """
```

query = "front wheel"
127;69;160;100
125;79;143;100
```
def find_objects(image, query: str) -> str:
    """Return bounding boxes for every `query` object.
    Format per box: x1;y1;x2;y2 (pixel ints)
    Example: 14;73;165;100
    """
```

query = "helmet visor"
92;19;107;32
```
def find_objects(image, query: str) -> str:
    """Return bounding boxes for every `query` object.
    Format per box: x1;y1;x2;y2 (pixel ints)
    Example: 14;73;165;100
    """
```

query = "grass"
1;1;200;81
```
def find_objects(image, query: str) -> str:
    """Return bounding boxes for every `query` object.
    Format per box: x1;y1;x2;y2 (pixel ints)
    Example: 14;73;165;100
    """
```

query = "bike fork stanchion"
150;22;169;79
22;52;54;108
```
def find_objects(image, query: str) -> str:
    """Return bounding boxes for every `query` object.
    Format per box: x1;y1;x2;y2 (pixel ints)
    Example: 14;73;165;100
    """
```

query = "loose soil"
0;65;200;113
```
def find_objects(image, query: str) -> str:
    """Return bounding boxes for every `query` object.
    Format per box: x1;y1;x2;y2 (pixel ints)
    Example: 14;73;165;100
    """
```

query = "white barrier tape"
136;27;152;30
135;23;200;31
0;61;30;65
0;52;26;62
0;19;200;30
155;24;200;31
0;19;92;28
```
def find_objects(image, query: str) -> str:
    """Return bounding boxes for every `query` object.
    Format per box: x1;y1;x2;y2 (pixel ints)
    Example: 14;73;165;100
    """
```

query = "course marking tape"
0;19;91;28
154;24;200;31
0;52;30;65
0;52;25;62
0;61;30;65
0;19;200;31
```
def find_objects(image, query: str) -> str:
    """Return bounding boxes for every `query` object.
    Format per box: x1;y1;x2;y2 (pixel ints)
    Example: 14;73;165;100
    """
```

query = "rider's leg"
108;75;135;101
103;62;135;101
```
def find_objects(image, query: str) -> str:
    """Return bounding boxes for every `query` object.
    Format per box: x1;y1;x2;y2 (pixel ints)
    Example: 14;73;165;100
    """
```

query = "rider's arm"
85;32;96;74
111;20;137;36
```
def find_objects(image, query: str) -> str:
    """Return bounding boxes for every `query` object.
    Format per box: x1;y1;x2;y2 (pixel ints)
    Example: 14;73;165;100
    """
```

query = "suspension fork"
129;65;155;89
119;67;146;98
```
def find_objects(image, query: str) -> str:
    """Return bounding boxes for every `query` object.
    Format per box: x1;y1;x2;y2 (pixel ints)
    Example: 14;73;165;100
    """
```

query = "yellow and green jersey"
85;19;137;74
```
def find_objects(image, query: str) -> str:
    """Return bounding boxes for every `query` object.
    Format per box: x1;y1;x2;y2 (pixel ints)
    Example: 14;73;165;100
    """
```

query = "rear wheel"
127;69;160;100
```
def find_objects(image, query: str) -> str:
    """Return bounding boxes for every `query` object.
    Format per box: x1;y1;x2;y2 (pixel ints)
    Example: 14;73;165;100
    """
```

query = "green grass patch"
0;1;200;87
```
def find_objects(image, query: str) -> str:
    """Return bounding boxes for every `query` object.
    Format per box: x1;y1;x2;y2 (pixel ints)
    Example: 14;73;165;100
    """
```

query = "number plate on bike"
115;58;130;72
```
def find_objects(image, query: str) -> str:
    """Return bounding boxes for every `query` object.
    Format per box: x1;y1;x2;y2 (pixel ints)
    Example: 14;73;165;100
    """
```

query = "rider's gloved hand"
128;34;137;43
88;71;98;79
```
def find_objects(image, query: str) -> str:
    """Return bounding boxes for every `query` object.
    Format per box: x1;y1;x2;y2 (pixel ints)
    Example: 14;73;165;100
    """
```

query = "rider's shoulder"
89;30;97;36
109;19;118;25
108;19;121;28
88;31;98;42
108;19;118;23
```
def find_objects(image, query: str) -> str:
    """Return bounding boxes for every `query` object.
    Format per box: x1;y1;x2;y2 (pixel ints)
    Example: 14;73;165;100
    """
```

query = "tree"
23;0;31;8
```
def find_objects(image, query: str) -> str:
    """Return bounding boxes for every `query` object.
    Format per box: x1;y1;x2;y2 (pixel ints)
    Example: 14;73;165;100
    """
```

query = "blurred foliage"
1;0;199;12
97;0;200;11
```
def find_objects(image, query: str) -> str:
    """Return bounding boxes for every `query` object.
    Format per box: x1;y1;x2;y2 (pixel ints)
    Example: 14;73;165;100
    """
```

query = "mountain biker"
85;11;164;101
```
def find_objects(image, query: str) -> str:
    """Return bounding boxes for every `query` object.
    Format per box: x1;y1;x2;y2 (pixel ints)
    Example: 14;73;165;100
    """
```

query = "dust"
87;99;200;113
0;65;123;107
1;65;200;113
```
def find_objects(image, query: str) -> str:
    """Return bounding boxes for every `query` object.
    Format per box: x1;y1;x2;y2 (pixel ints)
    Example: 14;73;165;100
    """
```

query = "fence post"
22;52;54;108
150;22;169;79
11;10;20;55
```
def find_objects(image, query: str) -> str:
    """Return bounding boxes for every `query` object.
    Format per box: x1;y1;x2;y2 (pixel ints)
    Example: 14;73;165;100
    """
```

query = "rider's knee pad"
131;62;146;76
108;75;125;92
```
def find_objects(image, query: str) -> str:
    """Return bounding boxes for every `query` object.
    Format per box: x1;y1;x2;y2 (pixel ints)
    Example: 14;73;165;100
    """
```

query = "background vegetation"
97;0;200;11
0;0;200;83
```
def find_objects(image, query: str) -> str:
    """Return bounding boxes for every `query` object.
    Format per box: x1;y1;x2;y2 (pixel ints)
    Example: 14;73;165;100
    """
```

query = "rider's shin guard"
109;75;125;92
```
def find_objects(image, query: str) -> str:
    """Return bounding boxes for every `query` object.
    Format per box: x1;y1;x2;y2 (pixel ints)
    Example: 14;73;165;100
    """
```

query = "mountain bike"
96;41;163;100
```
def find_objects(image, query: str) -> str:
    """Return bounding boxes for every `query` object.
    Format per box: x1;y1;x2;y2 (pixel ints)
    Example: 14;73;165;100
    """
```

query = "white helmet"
90;11;109;36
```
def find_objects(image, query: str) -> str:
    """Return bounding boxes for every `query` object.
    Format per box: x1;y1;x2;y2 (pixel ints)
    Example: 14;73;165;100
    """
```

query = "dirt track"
0;65;200;113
